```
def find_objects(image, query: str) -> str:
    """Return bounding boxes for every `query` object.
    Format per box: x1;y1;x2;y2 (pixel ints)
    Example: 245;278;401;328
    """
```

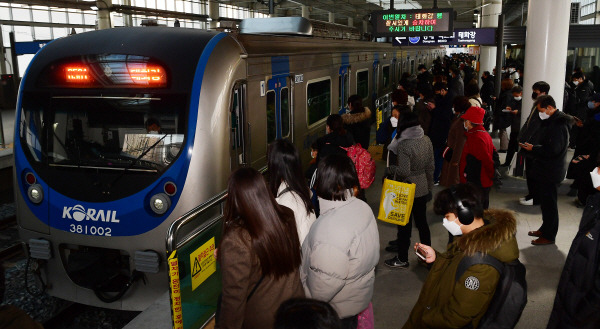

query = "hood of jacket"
342;107;372;125
387;125;424;153
455;209;518;262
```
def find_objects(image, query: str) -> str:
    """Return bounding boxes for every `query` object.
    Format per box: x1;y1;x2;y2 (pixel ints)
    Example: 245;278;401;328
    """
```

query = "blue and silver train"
14;17;444;310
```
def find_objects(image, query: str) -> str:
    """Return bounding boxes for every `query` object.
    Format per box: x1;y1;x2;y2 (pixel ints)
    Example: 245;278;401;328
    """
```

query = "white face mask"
539;111;550;120
390;116;398;127
591;168;600;189
443;217;463;236
514;96;522;101
573;80;580;86
463;121;469;131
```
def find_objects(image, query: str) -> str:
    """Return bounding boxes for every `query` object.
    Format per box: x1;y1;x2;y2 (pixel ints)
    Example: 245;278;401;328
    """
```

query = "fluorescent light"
91;5;99;10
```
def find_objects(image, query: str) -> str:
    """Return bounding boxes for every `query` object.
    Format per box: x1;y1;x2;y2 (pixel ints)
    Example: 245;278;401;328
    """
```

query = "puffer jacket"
460;125;496;188
387;126;434;197
403;209;519;329
275;182;316;245
342;107;372;149
547;191;600;329
301;194;380;318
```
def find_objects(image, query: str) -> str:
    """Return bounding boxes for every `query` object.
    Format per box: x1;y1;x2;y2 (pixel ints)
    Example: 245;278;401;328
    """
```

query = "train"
14;17;444;310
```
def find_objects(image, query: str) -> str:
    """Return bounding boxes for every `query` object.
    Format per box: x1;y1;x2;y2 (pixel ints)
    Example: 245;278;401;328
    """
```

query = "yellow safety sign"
168;251;183;329
190;237;217;291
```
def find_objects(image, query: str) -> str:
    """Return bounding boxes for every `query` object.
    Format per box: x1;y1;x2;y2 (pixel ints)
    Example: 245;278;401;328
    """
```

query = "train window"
281;87;290;138
357;70;368;99
307;78;331;126
338;73;349;112
266;90;276;143
382;65;390;89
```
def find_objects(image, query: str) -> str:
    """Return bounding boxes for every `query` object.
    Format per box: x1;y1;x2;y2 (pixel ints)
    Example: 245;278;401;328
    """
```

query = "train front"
13;27;220;310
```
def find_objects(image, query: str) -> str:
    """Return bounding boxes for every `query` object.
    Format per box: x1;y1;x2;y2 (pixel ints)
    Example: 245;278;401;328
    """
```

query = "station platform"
125;145;581;329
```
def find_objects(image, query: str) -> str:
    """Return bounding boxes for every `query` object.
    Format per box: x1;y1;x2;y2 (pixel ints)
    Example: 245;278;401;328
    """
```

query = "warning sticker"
190;237;217;291
168;251;183;329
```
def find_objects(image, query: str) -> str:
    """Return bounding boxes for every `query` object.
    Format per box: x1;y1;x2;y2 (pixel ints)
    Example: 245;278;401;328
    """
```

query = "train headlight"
150;193;171;215
28;184;44;204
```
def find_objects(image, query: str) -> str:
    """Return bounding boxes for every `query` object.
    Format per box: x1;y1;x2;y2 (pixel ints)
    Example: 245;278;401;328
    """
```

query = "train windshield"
19;93;187;201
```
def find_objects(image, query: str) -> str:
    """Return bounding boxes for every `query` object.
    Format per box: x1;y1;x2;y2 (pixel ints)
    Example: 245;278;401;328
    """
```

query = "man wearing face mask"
568;72;593;149
459;106;496;209
517;81;550;206
403;183;519;329
547;155;600;329
519;95;572;245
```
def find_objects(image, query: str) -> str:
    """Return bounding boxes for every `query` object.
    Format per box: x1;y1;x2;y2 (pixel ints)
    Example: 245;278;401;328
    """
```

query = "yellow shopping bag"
377;178;416;226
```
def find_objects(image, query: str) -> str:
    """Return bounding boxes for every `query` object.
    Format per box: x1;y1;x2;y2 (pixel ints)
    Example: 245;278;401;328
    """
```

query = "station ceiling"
8;0;529;28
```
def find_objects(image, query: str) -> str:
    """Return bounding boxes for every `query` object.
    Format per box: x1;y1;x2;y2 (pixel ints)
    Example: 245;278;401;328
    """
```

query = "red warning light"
65;65;90;82
128;65;166;86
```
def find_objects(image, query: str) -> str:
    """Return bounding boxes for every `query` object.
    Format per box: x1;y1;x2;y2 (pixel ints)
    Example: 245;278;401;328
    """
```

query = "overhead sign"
14;40;51;55
372;9;454;37
392;28;496;46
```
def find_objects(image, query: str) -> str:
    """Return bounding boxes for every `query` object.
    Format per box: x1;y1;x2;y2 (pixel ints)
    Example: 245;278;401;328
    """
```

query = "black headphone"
450;186;474;225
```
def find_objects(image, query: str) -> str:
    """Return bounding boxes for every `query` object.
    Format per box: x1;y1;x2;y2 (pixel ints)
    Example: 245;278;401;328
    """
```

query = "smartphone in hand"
415;245;428;261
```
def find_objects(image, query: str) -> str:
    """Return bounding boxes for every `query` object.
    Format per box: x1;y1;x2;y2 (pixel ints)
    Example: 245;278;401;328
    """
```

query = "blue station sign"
392;28;496;47
14;40;51;55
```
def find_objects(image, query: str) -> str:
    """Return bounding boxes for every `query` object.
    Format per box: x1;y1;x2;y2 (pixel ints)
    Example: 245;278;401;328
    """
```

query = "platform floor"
368;148;581;329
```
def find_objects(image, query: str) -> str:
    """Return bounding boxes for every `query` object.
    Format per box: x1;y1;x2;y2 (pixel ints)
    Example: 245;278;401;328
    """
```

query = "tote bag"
377;178;416;226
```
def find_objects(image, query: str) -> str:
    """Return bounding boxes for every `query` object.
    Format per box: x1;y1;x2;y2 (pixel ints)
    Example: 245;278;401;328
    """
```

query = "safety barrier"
375;92;393;131
166;191;227;329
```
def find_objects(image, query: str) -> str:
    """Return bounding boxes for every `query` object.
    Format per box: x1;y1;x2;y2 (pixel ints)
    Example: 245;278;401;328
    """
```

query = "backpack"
340;145;376;189
455;253;527;329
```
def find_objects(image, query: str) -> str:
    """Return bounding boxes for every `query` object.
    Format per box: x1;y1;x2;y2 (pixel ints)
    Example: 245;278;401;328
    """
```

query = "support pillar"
348;17;353;28
302;5;309;19
96;0;112;30
329;12;335;23
208;0;219;29
521;0;570;123
479;0;501;85
122;0;133;27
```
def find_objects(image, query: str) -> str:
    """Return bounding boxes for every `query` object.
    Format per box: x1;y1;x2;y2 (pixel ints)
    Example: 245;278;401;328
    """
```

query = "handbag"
377;178;416;226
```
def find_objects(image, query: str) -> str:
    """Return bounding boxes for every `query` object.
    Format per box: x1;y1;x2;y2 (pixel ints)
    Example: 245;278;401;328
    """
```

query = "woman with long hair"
342;95;372;149
315;114;354;163
217;168;304;329
384;112;434;268
268;139;316;245
301;154;379;328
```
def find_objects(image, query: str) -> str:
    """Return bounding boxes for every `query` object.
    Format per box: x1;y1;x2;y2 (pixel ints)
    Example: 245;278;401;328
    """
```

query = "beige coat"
217;227;304;329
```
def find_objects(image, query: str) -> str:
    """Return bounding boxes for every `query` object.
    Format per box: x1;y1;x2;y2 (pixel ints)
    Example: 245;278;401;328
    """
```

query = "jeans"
396;195;431;262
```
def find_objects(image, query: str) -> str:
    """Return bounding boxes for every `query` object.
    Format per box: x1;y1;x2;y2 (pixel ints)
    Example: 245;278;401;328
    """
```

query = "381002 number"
69;224;112;236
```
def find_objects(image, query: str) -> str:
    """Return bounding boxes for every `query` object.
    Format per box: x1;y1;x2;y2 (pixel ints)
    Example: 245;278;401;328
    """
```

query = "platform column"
521;0;570;122
479;0;501;84
348;17;353;28
208;0;219;29
96;0;112;30
329;12;335;23
302;5;309;19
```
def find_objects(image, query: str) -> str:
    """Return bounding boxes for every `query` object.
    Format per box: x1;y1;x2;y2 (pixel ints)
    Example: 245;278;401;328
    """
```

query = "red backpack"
341;145;376;189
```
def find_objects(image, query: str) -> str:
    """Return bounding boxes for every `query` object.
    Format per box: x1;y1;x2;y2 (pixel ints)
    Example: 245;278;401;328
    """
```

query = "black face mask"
532;92;538;100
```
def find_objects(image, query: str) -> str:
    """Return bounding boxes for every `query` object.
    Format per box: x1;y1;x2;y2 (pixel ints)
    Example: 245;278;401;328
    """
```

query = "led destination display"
372;8;454;37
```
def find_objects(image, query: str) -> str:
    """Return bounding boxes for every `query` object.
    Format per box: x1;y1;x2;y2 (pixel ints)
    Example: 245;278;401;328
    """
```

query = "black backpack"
455;253;527;329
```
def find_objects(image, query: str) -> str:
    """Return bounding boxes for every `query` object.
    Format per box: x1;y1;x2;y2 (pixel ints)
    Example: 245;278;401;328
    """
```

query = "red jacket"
459;125;496;188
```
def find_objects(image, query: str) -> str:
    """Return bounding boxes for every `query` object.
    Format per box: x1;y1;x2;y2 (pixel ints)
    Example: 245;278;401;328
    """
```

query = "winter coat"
460;125;496;188
449;75;464;97
301;195;380;318
315;131;355;163
387;126;434;198
275;182;316;245
440;114;467;187
403;209;519;329
342;107;372;149
527;110;571;184
415;99;432;136
574;107;600;158
506;97;522;135
429;92;455;149
480;77;495;107
218;226;305;329
495;90;513;130
547;192;600;329
569;82;593;120
376;117;398;164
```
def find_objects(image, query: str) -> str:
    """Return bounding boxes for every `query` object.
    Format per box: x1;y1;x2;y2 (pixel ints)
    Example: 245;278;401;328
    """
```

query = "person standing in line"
301;154;379;329
268;139;316;245
495;77;515;153
430;82;455;185
448;66;464;97
342;95;371;150
315;114;355;163
460;106;496;209
217;168;304;329
502;85;523;167
519;95;571;245
480;71;496;132
517;81;550;206
383;112;434;268
546;158;600;329
568;72;593;149
403;183;519;329
440;97;471;187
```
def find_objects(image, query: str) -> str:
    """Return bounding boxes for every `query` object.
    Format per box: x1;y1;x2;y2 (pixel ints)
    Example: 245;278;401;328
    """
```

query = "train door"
230;82;248;170
266;76;292;143
372;56;379;109
338;64;350;114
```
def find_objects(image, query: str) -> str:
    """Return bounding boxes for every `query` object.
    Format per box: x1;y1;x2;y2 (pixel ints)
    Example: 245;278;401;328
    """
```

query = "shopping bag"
357;302;374;329
377;178;416;226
